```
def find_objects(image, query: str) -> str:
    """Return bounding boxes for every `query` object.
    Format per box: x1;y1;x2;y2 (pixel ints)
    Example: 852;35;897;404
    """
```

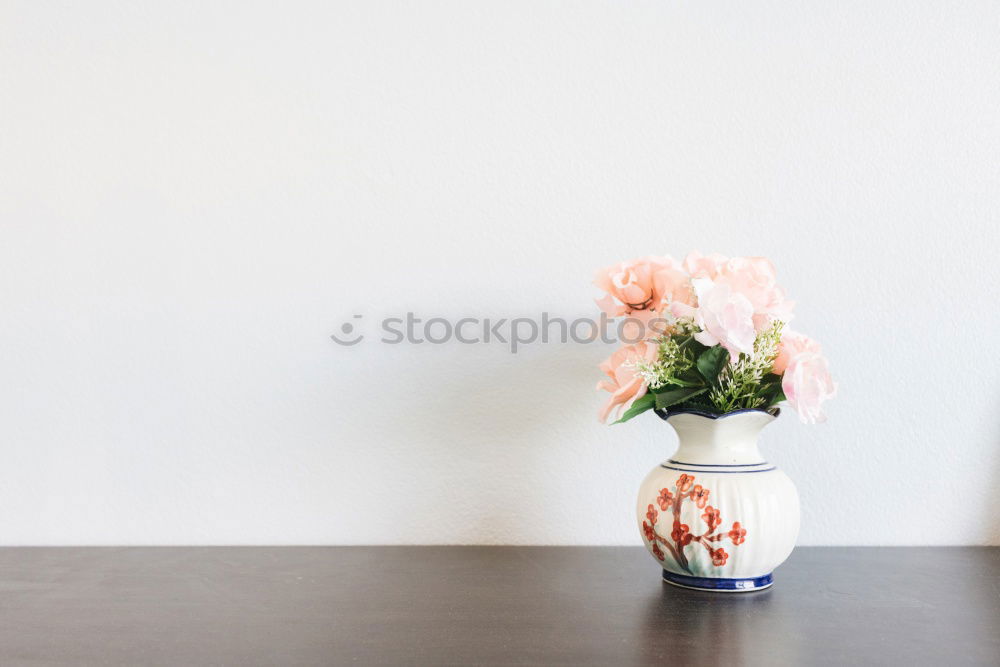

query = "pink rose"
773;330;823;374
782;351;836;424
596;341;659;422
717;257;795;332
594;256;694;319
688;279;756;362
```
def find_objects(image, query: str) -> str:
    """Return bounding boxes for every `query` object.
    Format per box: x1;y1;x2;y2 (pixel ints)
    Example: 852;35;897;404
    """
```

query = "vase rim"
656;407;780;422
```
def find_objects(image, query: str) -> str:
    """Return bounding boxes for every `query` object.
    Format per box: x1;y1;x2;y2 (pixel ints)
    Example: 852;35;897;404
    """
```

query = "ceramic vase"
636;409;799;592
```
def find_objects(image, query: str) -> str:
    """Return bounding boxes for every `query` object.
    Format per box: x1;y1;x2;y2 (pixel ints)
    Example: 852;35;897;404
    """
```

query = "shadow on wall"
335;334;612;543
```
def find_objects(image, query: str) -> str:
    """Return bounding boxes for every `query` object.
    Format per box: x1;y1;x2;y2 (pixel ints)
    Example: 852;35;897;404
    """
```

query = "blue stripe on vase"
668;460;769;467
657;407;780;420
660;464;777;474
662;570;773;591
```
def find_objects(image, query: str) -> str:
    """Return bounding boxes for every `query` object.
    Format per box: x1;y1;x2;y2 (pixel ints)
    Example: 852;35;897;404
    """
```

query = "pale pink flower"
596;341;659;422
683;251;729;279
773;330;823;375
687;279;756;362
782;351;837;424
717;257;795;332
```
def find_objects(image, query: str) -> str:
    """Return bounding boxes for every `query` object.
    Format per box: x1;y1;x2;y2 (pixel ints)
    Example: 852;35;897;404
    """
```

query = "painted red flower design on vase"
701;506;721;532
670;520;693;546
656;489;674;510
676;474;695;493
646;504;658;525
690;485;710;509
642;521;657;542
641;475;748;574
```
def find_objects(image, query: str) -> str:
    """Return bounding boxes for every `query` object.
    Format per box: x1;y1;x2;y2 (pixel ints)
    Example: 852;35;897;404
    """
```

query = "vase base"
662;570;773;592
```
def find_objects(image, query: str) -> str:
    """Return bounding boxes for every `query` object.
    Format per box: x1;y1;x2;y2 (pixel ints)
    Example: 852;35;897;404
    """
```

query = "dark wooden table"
0;547;996;665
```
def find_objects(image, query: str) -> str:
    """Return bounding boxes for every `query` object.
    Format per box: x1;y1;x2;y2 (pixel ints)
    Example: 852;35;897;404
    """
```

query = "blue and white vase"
636;409;799;592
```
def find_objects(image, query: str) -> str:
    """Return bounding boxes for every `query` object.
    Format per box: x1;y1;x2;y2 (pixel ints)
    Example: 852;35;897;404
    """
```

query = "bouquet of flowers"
595;252;835;424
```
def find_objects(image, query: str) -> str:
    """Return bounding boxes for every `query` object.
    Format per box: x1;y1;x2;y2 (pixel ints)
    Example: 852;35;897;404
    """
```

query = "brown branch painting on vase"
642;474;748;573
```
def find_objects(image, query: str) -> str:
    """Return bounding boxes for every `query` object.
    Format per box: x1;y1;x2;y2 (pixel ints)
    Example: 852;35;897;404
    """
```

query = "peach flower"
683;251;729;279
773;330;823;375
654;264;697;310
717;257;795;332
594;256;695;321
782;350;837;424
594;256;673;316
618;309;672;344
596;341;658;422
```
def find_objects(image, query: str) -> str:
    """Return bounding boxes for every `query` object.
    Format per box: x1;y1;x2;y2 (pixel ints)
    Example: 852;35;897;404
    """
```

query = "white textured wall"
2;1;999;546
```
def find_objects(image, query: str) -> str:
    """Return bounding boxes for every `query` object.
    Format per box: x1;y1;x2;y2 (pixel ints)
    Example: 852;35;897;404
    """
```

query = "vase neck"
666;412;774;465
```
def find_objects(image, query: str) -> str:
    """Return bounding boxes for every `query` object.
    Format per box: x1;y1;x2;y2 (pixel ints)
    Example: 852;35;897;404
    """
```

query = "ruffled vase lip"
655;407;780;422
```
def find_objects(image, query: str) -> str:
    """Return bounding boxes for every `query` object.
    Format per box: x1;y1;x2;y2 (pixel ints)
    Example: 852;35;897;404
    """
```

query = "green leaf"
757;382;788;410
756;377;787;408
696;346;729;385
662;376;704;388
757;384;780;406
612;393;655;424
653;386;708;410
676;365;706;387
674;335;695;350
685;337;710;357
